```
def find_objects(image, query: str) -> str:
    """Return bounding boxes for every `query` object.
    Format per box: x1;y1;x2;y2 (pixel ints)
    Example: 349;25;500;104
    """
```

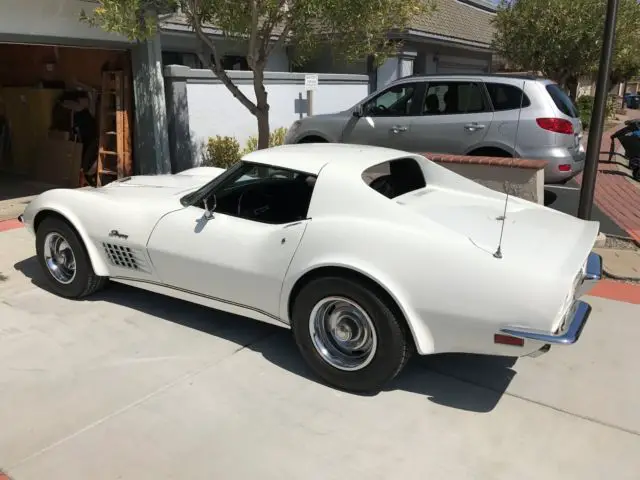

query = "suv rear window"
485;83;531;111
546;84;579;118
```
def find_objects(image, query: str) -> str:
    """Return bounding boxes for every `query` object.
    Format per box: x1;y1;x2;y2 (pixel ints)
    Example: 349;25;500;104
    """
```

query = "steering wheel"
237;187;272;219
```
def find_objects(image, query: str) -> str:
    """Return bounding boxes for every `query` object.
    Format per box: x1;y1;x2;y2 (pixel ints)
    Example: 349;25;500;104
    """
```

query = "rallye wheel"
291;276;412;393
35;217;107;299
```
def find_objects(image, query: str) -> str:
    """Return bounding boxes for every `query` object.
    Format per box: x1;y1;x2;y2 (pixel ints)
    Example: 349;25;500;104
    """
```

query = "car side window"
485;82;531;111
362;83;419;117
198;162;317;225
422;81;488;115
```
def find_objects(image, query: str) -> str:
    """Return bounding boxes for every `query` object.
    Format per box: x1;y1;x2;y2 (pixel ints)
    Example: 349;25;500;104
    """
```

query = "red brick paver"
575;112;640;243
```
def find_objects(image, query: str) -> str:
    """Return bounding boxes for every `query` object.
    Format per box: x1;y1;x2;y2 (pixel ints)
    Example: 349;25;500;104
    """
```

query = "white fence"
164;66;370;171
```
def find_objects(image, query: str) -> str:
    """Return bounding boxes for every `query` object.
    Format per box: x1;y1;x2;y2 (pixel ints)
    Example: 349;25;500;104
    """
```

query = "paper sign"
304;74;319;91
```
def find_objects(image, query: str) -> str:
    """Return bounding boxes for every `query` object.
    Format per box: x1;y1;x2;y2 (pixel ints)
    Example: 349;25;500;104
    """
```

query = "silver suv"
284;74;585;183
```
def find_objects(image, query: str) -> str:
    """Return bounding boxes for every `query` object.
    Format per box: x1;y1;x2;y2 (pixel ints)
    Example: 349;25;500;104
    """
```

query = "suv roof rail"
397;72;545;81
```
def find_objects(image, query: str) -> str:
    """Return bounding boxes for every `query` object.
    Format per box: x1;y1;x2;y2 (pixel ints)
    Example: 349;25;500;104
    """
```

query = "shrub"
204;135;241;168
205;127;289;166
576;94;616;130
576;95;594;129
241;127;289;155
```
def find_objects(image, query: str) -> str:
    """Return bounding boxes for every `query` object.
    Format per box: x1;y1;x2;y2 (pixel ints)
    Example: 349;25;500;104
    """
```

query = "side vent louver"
102;243;149;272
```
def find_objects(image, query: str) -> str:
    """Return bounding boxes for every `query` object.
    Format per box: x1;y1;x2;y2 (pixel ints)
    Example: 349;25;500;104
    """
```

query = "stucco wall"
164;66;369;171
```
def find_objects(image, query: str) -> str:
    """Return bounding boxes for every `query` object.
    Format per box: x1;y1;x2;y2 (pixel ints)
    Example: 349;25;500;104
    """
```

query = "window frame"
361;81;426;117
181;161;317;225
421;80;492;116
484;82;532;112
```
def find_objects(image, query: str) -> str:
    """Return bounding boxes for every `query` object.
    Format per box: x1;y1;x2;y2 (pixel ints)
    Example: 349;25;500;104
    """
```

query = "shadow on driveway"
14;255;518;413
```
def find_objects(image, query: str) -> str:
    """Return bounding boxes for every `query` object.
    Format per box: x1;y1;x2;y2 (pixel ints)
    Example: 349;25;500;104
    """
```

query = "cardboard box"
35;138;83;187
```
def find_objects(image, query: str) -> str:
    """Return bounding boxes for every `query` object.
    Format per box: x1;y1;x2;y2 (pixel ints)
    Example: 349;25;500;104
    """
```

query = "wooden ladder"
95;70;132;186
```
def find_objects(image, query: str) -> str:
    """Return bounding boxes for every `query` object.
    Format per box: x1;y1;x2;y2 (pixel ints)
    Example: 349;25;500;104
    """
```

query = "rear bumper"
499;252;602;346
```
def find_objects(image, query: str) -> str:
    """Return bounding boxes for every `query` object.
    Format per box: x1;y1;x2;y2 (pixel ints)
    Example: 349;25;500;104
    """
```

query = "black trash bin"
627;94;640;109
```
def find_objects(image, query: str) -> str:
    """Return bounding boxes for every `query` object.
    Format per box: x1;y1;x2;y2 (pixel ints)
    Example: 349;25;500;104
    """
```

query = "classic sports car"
19;143;602;393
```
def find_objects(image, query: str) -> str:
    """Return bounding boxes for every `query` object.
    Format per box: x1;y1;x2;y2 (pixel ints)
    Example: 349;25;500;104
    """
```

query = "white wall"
0;0;130;45
183;70;368;154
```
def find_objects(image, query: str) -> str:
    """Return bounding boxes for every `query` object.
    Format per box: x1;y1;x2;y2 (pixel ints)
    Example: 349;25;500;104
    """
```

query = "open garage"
0;43;134;192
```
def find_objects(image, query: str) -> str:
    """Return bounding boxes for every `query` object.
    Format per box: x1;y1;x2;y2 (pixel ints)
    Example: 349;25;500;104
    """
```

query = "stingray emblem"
109;230;129;240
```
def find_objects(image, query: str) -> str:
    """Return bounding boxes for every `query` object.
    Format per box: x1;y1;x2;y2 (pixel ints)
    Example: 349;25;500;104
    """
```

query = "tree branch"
188;0;258;114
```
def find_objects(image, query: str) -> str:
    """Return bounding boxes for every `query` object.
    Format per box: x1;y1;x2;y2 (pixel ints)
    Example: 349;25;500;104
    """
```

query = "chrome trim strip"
110;276;286;324
500;301;591;345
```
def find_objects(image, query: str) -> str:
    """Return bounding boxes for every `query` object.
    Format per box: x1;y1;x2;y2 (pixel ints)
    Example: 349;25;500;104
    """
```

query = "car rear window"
546;84;579;118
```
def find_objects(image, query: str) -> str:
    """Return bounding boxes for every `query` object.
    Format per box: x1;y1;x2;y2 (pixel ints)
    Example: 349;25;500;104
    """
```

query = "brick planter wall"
424;153;548;204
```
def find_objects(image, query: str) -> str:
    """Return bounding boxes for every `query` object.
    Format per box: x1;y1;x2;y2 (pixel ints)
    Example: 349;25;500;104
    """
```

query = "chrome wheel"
43;232;77;285
309;296;378;371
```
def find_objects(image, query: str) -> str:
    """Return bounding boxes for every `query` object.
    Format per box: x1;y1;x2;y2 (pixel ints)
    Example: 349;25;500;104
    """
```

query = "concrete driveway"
1;226;639;480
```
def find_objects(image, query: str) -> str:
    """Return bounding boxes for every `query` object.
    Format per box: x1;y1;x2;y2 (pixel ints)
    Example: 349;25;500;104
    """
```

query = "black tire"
633;168;640;182
35;216;107;299
291;276;412;393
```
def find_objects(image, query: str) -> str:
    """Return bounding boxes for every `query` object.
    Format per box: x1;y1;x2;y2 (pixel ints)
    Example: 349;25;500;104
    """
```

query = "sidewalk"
576;109;640;245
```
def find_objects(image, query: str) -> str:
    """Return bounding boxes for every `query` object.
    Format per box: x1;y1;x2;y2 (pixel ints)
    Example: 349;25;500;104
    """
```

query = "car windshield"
180;161;307;207
180;161;245;206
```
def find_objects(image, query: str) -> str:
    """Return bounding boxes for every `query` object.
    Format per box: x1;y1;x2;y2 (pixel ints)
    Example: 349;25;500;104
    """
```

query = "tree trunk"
566;75;579;101
252;66;270;149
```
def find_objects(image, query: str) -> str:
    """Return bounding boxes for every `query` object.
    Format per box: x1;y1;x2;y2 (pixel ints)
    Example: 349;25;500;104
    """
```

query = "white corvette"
20;143;602;392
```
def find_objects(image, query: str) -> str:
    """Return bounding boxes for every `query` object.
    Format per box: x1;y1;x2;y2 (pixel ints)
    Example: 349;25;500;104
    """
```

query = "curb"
603;268;640;283
0;219;23;233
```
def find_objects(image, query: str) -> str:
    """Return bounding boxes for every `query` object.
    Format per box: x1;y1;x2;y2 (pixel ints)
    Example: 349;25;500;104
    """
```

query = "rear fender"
281;258;436;355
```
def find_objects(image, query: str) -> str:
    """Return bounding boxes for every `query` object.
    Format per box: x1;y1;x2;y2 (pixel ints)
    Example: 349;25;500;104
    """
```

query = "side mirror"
203;194;216;220
353;104;365;117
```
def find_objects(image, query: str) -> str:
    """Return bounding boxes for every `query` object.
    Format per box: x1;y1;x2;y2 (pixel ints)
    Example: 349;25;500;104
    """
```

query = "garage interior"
0;43;134;219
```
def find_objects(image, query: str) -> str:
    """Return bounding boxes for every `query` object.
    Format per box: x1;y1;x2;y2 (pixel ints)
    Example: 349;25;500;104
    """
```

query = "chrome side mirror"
203;194;216;220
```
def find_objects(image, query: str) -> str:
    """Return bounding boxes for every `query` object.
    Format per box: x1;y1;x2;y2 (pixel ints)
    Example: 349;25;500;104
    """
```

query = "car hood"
94;170;224;200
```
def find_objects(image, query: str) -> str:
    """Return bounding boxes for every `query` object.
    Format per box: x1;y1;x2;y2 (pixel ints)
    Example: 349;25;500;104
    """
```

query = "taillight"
558;164;572;172
536;117;574;135
494;334;525;347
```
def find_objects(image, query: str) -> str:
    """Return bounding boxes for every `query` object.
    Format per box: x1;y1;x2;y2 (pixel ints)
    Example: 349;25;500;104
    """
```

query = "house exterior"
0;0;498;183
158;0;498;92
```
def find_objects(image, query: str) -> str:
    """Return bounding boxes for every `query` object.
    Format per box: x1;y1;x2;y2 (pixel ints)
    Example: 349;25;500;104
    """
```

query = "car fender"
280;255;436;355
24;192;111;276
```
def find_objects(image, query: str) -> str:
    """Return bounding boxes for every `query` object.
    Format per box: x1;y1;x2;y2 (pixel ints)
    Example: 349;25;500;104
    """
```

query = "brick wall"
424;153;548;204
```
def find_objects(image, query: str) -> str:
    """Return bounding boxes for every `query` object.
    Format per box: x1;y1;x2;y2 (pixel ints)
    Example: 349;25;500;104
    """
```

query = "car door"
400;79;494;154
145;164;313;319
341;81;425;148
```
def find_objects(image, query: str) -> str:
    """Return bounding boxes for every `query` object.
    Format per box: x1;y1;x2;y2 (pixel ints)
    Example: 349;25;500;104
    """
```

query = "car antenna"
493;181;510;259
493;80;526;260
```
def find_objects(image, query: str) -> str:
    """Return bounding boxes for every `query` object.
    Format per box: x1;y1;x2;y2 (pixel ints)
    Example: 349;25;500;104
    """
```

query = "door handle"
464;123;485;132
390;125;408;134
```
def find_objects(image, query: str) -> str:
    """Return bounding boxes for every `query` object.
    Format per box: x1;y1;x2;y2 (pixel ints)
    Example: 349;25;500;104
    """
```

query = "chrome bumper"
577;252;602;297
500;301;591;345
500;252;602;346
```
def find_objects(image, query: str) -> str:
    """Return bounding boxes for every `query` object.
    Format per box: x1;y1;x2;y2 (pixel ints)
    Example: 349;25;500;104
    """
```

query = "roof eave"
395;28;494;53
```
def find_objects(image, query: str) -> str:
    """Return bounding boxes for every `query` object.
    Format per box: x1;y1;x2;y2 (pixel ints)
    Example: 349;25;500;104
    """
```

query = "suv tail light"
536;118;574;135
